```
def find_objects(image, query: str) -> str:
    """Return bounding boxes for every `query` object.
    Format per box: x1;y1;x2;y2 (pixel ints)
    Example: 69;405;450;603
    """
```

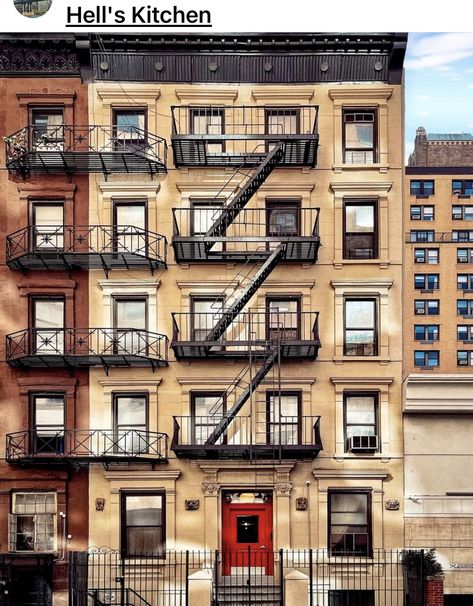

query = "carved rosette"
275;482;292;496
202;482;220;496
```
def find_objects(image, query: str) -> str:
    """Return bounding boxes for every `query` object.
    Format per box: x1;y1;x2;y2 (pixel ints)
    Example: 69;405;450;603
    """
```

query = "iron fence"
69;548;425;606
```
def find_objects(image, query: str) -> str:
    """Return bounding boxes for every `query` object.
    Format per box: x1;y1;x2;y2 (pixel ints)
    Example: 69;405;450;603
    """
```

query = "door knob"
260;545;267;549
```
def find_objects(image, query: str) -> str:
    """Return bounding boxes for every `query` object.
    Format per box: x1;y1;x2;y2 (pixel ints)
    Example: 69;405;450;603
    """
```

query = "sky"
405;33;473;160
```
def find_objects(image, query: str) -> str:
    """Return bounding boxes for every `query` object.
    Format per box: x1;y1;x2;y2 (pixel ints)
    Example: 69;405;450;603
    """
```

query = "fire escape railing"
5;125;167;177
6;429;168;463
7;225;167;273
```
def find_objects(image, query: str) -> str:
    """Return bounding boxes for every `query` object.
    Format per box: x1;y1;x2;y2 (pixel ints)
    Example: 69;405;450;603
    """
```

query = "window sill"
332;163;389;174
419;340;438;345
333;259;389;269
420;289;436;294
415;366;438;371
460;289;473;294
333;356;390;364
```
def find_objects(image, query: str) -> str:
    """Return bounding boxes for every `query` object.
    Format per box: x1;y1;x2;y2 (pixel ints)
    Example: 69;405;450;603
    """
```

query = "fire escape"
170;105;322;460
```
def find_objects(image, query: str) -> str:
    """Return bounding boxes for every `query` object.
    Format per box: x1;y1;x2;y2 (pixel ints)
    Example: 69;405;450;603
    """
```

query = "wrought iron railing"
6;328;168;366
172;310;319;346
172;416;322;448
6;429;168;462
4;125;167;173
69;548;424;606
7;225;167;268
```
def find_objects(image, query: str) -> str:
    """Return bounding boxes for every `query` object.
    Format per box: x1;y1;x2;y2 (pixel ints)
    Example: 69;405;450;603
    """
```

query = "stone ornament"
385;499;400;511
296;497;309;511
95;498;105;511
202;482;220;496
185;499;200;511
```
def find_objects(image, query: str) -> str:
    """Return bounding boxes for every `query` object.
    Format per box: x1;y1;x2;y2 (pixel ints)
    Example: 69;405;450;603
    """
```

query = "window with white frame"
9;492;56;552
457;351;473;366
414;248;439;264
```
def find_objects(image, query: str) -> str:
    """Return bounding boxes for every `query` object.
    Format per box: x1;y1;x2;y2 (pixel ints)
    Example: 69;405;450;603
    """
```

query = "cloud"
406;33;473;70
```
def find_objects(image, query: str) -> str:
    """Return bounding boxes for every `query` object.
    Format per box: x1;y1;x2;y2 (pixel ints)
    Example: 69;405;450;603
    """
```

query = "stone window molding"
330;376;394;460
17;183;76;227
96;182;161;232
16;90;76;128
330;181;393;269
175;88;239;103
17;278;77;328
251;88;315;103
331;279;393;364
328;87;393;173
101;470;180;550
97;279;161;331
312;467;389;551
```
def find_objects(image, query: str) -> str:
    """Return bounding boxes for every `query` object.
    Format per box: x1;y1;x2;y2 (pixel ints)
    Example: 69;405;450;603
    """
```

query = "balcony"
172;207;320;263
171;105;319;167
6;429;168;464
6;328;168;371
5;125;167;178
7;225;167;274
172;416;322;459
171;310;320;360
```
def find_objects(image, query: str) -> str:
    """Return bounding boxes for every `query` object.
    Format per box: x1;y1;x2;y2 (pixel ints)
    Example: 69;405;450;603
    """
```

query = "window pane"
194;394;224;416
126;495;163;525
115;204;145;229
34;300;64;329
345;123;373;149
269;394;298;420
345;396;375;424
35;396;64;429
345;205;374;232
345;301;375;328
116;396;146;425
126;527;163;556
115;300;146;329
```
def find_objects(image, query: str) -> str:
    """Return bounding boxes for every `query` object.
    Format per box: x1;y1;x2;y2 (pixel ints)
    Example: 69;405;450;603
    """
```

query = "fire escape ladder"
205;347;278;445
203;143;285;250
204;244;286;345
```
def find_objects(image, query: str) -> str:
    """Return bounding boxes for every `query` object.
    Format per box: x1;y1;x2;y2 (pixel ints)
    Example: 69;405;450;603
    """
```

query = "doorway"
222;494;273;575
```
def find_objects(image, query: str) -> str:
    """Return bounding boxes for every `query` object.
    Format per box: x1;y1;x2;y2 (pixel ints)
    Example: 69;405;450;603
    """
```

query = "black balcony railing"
6;328;168;370
6;429;168;464
7;225;167;274
172;415;322;459
171;105;319;167
172;207;320;263
5;125;167;177
171;310;320;359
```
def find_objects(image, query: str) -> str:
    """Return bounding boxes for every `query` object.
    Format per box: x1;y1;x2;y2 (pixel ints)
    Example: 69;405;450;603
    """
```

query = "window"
343;201;377;259
414;248;439;264
190;200;224;254
31;297;65;354
31;202;64;250
415;300;440;315
457;249;473;263
410;180;435;196
414;325;439;341
266;200;300;238
30;107;64;150
265;108;299;150
121;491;165;557
31;394;65;455
113;297;147;354
453;180;473;196
409;230;435;243
113;394;148;454
344;394;378;452
266;297;300;340
267;392;300;445
457;351;473;366
9;492;56;552
457;300;473;316
414;274;439;290
328;491;371;555
453;230;473;243
191;297;224;341
344;299;377;356
329;591;375;606
191;392;226;444
190;107;224;154
452;205;473;220
113;109;147;150
410;205;434;221
343;110;376;164
457;274;473;290
414;351;439;367
113;201;147;254
457;325;473;341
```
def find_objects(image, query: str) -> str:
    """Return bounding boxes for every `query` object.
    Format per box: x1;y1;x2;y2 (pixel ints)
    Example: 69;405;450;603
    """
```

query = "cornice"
175;181;239;194
331;279;393;289
175;88;238;102
98;279;161;290
99;378;163;387
331;377;394;385
328;87;393;101
176;378;239;386
98;183;161;197
258;183;316;194
104;470;181;481
330;181;393;194
313;468;389;480
96;86;161;101
406;374;473;384
251;88;315;102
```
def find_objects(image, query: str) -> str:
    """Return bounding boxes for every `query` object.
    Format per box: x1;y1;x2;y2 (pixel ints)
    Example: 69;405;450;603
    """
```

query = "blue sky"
405;33;473;159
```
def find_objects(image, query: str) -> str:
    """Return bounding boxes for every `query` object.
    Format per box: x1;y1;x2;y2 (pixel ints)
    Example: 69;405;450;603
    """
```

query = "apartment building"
405;128;473;604
0;34;90;605
0;33;409;606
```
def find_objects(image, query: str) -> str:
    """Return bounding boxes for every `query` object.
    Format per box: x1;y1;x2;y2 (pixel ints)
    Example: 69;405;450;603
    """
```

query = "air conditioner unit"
458;358;468;366
348;435;378;452
415;258;425;263
416;308;425;314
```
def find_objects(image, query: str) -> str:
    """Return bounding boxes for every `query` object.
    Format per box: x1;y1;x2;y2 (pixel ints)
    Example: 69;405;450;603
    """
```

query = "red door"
222;501;273;575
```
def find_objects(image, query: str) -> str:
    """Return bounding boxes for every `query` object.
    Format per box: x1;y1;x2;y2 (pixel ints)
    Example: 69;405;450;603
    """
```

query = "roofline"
406;166;473;175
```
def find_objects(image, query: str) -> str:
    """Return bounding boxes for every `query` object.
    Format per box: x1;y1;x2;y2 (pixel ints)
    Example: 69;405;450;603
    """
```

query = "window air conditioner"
458;358;468;366
348;435;378;451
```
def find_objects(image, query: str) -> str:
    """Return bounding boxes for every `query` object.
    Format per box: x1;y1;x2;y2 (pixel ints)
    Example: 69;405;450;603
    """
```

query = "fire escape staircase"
197;143;288;451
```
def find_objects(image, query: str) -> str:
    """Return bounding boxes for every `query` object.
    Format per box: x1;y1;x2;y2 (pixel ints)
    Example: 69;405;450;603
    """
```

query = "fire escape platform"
171;339;321;360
